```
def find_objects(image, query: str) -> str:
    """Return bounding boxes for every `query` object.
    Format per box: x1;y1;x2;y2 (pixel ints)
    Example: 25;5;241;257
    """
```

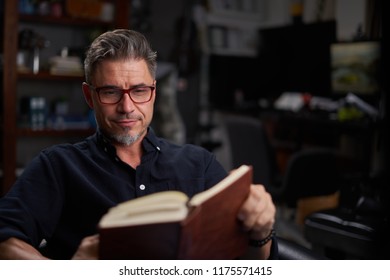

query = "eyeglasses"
89;84;155;104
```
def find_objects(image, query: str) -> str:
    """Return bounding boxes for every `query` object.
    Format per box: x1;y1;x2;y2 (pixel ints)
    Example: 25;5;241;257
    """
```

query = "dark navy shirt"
0;128;228;259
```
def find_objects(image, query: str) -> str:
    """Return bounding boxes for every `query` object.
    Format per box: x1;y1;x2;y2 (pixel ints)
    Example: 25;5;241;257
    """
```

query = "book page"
99;191;189;228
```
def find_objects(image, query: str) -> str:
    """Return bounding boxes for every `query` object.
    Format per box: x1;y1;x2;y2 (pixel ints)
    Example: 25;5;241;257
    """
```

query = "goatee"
112;133;142;146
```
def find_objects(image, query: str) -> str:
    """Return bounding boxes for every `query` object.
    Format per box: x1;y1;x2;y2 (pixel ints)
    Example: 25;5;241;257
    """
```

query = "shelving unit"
193;1;268;151
1;0;130;195
203;0;266;57
18;71;86;81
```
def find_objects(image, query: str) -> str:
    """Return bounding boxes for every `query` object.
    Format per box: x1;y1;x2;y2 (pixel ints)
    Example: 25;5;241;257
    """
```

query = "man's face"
83;59;156;146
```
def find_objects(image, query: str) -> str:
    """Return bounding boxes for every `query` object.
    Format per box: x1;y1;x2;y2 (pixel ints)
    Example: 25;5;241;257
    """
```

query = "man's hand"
0;236;100;260
238;184;276;259
0;238;48;260
72;234;99;260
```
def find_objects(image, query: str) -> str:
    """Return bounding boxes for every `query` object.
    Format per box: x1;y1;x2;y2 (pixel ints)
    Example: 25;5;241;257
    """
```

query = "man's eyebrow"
104;82;151;87
131;83;149;87
94;84;119;88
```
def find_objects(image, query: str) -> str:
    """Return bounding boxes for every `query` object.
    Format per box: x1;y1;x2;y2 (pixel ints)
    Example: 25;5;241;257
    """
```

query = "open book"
99;165;253;259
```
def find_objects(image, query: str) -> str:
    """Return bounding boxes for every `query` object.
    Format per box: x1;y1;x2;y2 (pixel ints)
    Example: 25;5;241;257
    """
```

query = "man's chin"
101;126;147;146
112;134;141;146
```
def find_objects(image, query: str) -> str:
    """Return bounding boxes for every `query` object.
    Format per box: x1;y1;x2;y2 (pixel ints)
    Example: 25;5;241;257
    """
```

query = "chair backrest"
223;114;280;194
282;148;344;207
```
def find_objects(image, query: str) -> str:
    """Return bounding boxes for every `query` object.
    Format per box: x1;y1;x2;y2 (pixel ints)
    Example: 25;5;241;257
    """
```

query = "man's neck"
98;128;148;169
115;141;143;169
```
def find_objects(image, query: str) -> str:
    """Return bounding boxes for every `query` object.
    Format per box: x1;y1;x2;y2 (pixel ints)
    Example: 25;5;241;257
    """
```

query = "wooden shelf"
17;127;95;138
18;72;84;81
19;14;112;28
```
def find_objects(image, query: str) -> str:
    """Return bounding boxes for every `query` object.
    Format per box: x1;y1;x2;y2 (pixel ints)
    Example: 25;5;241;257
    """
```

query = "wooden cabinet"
1;1;130;195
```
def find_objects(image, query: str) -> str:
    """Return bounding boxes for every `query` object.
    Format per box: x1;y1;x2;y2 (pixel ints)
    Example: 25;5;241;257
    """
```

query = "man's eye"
102;89;119;95
133;87;148;94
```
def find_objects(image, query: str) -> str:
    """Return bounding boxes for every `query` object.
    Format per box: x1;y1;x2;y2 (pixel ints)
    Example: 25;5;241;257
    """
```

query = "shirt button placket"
135;164;150;197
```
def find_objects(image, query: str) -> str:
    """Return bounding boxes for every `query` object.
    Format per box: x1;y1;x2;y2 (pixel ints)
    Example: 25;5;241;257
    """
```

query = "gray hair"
84;29;157;84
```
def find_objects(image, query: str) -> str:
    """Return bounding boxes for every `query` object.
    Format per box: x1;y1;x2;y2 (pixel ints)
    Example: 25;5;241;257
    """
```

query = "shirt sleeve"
0;151;64;247
203;153;228;190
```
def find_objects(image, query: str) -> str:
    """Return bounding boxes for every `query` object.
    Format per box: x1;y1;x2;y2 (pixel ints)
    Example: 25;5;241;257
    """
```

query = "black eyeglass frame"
88;84;155;105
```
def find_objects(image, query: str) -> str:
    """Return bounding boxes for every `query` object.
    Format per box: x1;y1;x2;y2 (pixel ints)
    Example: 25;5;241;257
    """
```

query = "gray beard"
98;125;145;146
112;133;142;146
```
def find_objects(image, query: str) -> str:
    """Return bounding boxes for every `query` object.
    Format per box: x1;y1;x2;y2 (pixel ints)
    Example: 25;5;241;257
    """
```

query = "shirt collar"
96;127;161;157
142;127;162;153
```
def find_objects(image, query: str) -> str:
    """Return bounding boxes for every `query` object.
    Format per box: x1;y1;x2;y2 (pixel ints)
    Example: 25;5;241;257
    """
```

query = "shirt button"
139;184;146;190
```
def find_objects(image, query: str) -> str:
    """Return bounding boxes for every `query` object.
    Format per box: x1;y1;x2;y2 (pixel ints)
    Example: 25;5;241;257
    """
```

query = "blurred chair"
277;236;327;259
222;113;283;200
281;147;345;206
304;181;390;259
269;147;350;245
291;149;390;259
280;147;347;225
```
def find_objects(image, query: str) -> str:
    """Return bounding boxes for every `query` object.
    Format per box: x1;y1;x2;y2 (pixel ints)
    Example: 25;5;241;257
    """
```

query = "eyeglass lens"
98;86;153;104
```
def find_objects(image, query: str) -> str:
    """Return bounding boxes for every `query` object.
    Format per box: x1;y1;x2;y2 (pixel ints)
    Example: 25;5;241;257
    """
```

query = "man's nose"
117;92;135;112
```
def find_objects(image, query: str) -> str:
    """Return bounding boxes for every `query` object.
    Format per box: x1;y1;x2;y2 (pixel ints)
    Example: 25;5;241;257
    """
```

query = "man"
0;29;276;259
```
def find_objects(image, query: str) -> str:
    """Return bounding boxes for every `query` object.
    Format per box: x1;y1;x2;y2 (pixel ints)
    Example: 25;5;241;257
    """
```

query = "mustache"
115;114;143;121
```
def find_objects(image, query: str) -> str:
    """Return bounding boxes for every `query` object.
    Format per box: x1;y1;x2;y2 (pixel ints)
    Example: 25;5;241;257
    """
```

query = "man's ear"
82;82;94;109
